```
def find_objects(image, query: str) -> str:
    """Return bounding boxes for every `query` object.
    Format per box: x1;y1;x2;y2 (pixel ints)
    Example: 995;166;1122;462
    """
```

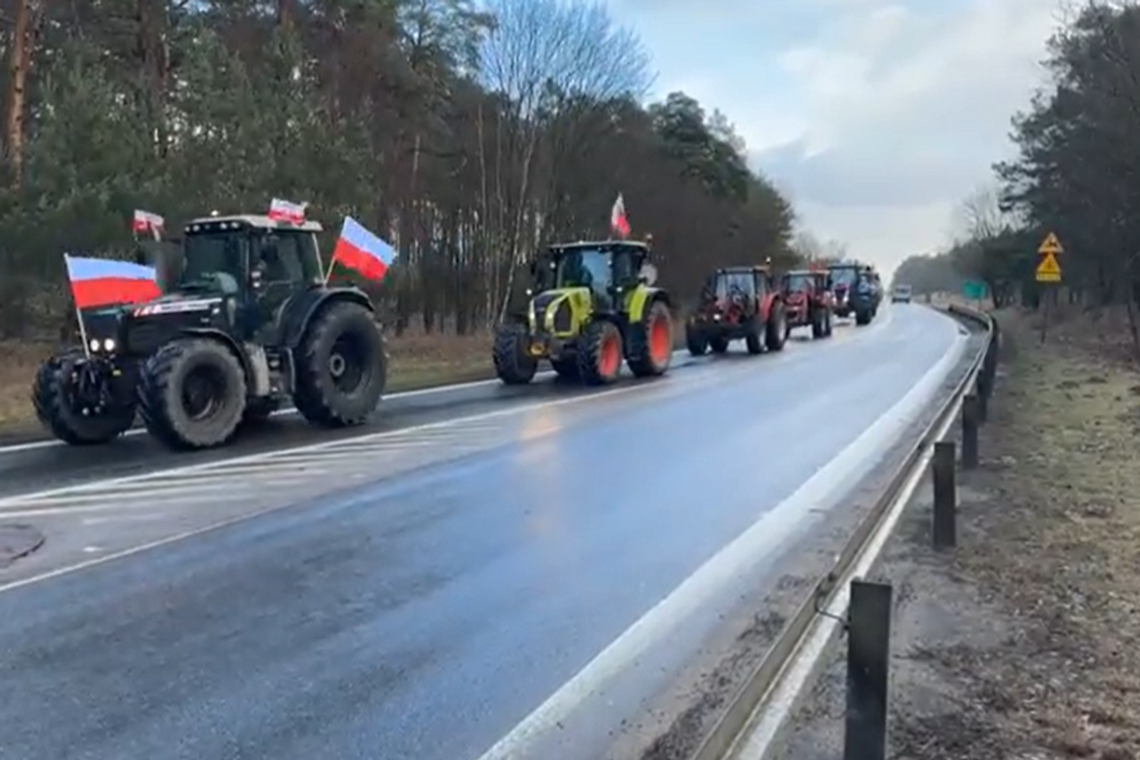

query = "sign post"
1035;231;1063;344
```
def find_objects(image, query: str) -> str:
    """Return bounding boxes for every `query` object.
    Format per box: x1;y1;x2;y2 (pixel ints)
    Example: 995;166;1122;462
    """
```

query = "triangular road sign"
1038;232;1063;255
1036;251;1061;282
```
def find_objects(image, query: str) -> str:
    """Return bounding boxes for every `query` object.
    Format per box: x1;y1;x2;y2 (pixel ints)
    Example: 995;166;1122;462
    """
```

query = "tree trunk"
4;0;43;190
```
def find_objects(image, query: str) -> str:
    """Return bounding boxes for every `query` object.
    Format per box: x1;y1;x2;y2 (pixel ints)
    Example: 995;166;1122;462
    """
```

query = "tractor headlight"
90;339;100;351
102;338;115;352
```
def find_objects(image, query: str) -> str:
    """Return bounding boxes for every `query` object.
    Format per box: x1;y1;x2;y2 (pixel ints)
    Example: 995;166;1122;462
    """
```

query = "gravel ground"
775;307;1140;760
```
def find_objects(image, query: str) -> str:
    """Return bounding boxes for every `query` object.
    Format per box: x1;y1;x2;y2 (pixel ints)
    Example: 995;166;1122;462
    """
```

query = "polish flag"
268;197;307;223
132;209;164;234
610;193;630;239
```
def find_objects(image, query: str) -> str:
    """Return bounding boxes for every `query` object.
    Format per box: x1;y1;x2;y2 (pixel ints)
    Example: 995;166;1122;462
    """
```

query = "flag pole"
64;256;92;359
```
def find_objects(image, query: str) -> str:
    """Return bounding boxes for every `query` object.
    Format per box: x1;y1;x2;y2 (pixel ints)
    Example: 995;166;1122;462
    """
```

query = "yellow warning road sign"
1038;232;1063;255
1036;251;1061;282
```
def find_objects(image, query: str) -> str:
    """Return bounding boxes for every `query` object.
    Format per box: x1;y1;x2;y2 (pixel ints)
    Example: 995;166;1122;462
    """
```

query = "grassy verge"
898;307;1140;758
0;329;494;439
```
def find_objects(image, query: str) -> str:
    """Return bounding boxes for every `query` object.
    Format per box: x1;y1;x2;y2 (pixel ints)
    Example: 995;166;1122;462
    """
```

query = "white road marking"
472;324;964;760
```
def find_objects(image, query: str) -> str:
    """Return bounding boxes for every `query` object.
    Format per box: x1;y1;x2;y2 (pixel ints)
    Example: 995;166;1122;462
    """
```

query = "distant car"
891;284;913;303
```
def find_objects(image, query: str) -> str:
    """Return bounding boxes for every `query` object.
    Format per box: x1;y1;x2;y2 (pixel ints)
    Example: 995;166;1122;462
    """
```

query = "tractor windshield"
178;231;248;296
784;272;813;292
829;266;858;289
554;247;611;291
708;271;753;299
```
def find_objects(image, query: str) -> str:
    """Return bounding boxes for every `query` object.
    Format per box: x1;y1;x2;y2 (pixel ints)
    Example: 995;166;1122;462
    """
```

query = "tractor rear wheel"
32;350;135;445
628;300;673;377
686;324;707;356
811;307;827;339
293;301;387;427
139;338;248;450
551;357;579;381
745;318;763;354
493;322;538;385
765;303;788;352
578;320;624;385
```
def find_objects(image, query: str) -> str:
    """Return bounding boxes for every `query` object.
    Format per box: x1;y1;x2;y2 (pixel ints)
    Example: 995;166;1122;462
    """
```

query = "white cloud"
605;0;1063;279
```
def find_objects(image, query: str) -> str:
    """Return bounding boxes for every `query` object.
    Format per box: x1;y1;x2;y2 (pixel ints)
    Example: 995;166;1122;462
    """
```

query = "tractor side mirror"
639;262;658;286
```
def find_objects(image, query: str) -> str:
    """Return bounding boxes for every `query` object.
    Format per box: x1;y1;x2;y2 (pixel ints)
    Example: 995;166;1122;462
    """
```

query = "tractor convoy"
32;202;885;453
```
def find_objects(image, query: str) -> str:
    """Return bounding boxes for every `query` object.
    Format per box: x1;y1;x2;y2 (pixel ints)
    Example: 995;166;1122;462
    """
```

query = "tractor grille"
124;321;165;355
551;301;571;332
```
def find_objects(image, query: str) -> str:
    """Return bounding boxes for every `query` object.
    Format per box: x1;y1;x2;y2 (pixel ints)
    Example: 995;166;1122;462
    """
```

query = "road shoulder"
776;308;1140;760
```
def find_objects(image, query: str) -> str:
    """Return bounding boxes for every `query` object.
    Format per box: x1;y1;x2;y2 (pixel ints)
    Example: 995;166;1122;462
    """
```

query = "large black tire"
32;350;135;445
745;318;763;354
293;301;387;427
493;322;538;385
578;320;624;385
811;307;827;339
627;300;673;377
854;309;871;326
765;302;787;352
709;336;729;354
551;357;579;381
139;339;248;450
686;324;708;357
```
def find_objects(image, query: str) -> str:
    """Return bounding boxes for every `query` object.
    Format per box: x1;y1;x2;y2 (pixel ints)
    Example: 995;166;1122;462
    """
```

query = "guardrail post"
961;394;980;470
843;579;893;760
933;441;956;549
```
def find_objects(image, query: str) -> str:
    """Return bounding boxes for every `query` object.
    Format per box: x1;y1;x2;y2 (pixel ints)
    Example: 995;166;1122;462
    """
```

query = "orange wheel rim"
599;333;621;377
649;316;670;363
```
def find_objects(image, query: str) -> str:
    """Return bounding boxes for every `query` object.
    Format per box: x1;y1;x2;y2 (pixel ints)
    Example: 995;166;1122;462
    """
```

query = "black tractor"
33;213;388;451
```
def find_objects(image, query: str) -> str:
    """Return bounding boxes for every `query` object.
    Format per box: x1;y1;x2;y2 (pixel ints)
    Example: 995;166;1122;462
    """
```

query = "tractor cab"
119;215;326;354
529;240;654;311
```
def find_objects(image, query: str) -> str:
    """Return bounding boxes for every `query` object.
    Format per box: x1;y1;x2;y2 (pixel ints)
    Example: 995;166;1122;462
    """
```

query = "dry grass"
897;307;1140;760
0;328;493;434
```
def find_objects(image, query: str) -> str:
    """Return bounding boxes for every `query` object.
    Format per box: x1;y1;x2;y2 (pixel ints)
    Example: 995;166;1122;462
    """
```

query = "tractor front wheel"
578;320;624;385
745;318;763;354
493;322;538;385
709;336;729;354
32;350;135;445
551;357;579;381
686;324;708;357
628;300;673;377
139;339;248;450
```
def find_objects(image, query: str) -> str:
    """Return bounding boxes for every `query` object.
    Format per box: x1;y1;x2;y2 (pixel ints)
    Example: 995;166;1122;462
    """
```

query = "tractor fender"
626;287;671;324
281;287;375;350
176;328;259;394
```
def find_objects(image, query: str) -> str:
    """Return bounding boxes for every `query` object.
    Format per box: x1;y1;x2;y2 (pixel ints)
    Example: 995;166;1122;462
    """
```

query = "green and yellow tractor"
493;239;674;385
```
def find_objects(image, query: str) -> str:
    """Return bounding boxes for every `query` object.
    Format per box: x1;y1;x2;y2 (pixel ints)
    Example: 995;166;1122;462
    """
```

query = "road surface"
0;305;969;760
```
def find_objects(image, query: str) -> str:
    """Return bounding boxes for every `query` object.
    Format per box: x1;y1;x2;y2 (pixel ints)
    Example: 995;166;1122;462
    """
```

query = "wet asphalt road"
0;305;969;760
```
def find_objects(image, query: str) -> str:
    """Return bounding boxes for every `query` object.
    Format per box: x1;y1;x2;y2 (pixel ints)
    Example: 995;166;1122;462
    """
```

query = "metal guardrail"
687;303;998;760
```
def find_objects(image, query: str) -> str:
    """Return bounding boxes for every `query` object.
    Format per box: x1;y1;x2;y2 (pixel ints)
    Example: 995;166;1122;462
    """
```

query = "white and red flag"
268;197;307;223
132;209;164;235
610;193;630;239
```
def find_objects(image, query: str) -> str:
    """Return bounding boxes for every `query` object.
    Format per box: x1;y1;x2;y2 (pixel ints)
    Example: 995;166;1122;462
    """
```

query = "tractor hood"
527;287;591;335
129;291;223;317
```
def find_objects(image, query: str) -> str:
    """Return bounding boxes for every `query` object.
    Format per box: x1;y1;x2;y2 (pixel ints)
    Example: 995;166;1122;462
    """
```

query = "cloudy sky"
603;0;1062;278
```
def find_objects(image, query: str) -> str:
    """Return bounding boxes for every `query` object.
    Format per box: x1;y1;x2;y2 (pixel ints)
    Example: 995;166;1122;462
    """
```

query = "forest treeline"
896;1;1140;322
0;0;804;339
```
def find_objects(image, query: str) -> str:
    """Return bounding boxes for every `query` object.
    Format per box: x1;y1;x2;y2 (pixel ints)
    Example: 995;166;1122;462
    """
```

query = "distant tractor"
685;265;787;356
781;268;834;338
828;260;881;326
33;213;388;451
493;239;674;385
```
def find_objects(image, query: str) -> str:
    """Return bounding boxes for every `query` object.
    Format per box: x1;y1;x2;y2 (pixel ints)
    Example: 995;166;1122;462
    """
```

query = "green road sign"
962;280;986;300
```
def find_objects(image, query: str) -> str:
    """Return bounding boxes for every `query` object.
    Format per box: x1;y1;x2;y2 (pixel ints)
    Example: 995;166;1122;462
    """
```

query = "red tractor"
686;265;788;355
781;268;834;339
